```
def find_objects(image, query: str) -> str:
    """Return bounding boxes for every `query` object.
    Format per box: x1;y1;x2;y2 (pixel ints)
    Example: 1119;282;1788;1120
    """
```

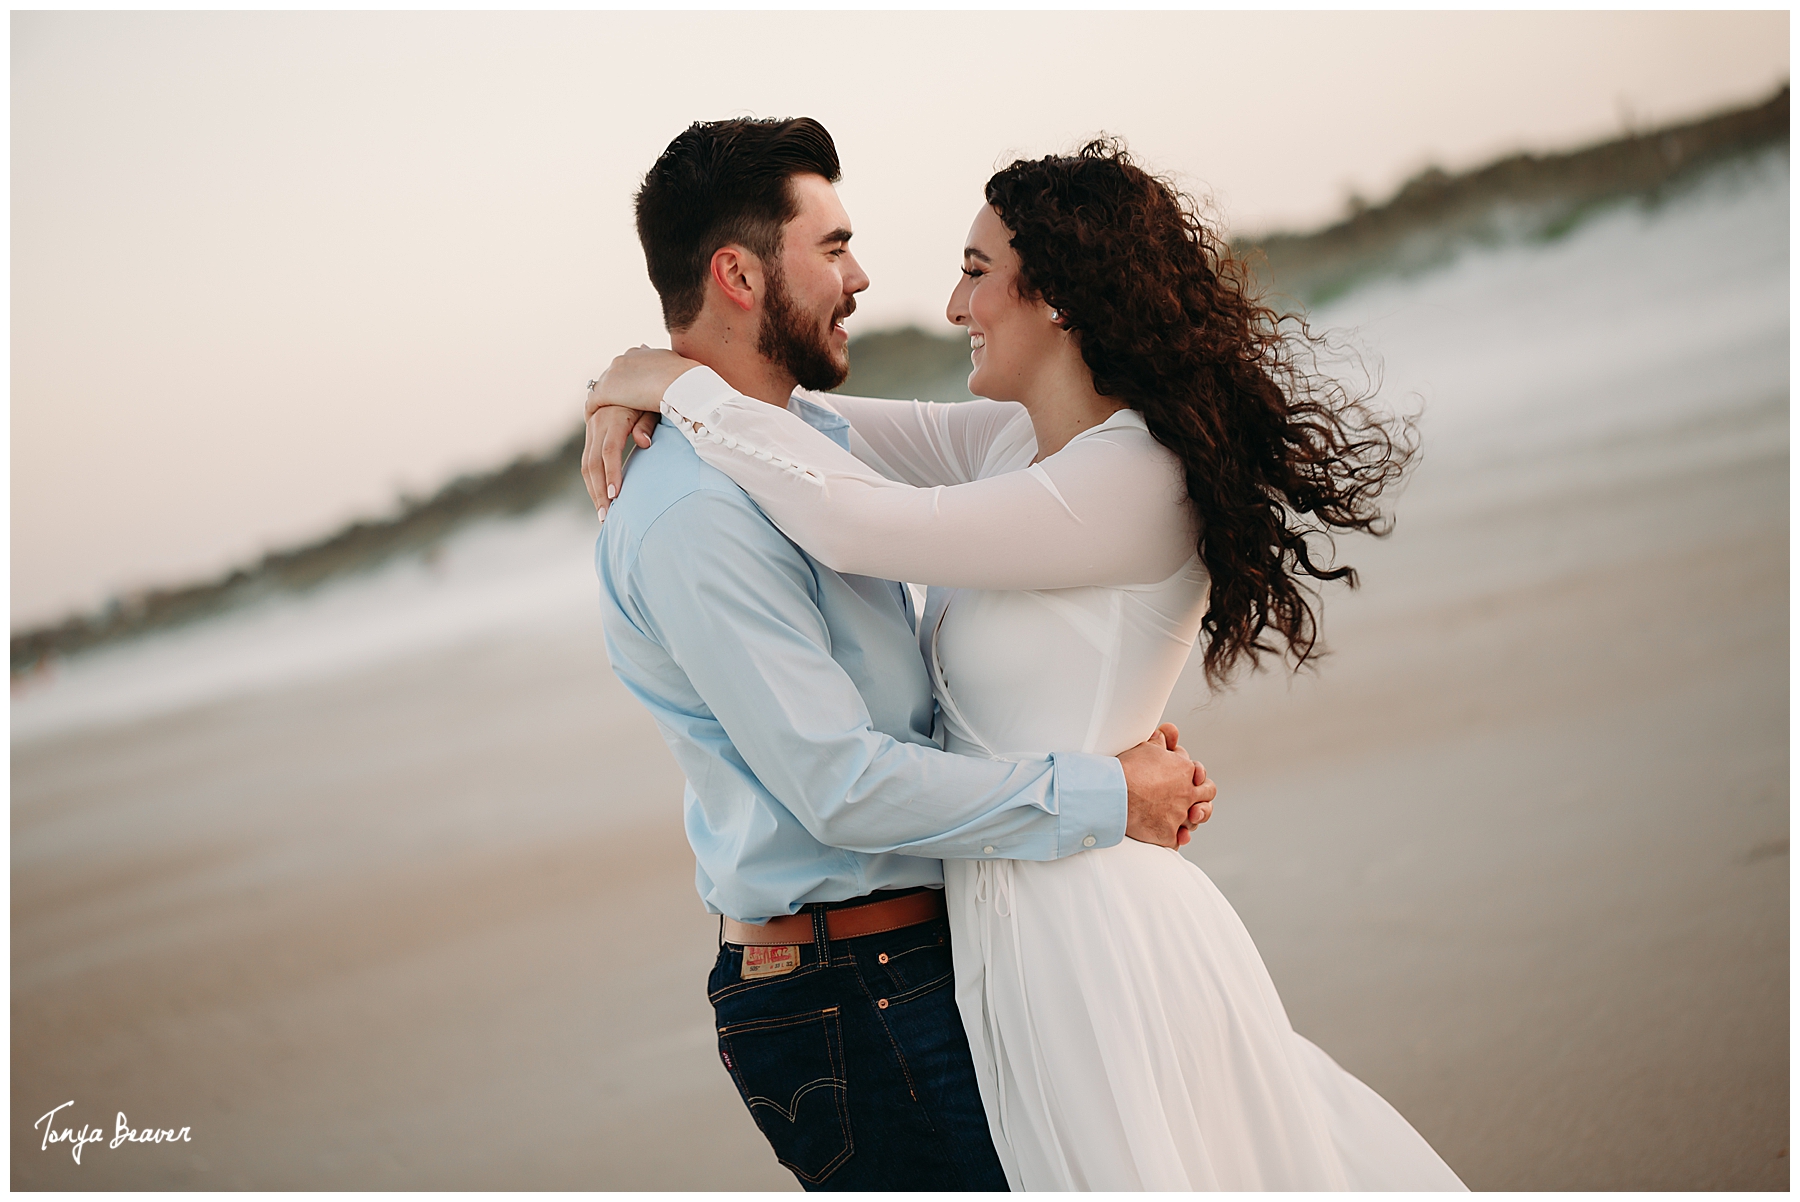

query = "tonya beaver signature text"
34;1100;192;1164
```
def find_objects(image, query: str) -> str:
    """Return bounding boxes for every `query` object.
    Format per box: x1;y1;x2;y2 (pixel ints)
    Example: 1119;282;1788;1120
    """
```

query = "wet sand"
13;393;1786;1189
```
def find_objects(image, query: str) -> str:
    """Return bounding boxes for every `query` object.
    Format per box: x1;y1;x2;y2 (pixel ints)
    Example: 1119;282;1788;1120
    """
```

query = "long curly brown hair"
986;139;1416;685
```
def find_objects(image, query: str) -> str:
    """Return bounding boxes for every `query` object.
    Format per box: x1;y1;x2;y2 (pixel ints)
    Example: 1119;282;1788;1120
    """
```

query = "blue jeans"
708;899;1009;1191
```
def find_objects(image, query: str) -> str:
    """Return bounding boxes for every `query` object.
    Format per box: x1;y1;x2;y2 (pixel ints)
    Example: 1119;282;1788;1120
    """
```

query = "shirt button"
1083;835;1097;847
983;846;995;854
877;998;889;1010
877;953;889;964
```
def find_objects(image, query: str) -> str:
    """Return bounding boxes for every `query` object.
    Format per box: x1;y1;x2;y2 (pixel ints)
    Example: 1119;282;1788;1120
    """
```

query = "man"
584;117;1213;1191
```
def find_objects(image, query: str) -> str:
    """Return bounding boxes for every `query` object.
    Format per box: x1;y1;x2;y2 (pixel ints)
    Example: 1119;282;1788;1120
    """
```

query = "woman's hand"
583;406;660;520
585;346;701;417
581;347;701;520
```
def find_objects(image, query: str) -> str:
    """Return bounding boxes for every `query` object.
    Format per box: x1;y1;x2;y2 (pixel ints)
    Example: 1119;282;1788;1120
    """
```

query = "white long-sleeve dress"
658;366;1466;1191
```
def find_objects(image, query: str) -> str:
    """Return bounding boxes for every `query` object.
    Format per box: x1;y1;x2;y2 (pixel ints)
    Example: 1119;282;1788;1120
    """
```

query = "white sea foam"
12;152;1788;743
12;504;607;741
1311;150;1788;475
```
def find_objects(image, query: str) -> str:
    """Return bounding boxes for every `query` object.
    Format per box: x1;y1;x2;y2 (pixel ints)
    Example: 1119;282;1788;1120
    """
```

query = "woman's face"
946;204;1063;403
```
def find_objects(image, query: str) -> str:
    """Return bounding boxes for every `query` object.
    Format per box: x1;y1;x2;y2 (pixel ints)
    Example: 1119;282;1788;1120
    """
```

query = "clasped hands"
581;346;695;519
1121;722;1215;849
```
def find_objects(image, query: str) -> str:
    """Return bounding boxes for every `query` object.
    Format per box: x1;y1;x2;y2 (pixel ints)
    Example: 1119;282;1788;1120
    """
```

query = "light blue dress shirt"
595;393;1128;923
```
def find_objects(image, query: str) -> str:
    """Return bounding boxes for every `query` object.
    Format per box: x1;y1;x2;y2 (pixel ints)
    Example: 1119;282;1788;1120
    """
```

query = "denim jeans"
708;899;1009;1191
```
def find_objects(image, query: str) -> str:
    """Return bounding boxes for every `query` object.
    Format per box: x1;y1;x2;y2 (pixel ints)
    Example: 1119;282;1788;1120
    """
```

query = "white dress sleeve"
812;391;1037;487
662;366;1196;591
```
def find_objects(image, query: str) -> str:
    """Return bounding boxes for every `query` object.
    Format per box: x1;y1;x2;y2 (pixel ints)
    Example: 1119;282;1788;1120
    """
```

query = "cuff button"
983;846;995;854
1082;835;1097;847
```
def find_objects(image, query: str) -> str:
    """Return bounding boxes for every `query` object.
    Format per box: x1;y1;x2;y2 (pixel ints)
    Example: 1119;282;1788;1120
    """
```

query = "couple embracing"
583;116;1464;1191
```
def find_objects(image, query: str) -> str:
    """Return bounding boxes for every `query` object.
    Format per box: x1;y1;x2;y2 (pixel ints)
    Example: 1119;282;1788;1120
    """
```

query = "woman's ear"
709;246;763;314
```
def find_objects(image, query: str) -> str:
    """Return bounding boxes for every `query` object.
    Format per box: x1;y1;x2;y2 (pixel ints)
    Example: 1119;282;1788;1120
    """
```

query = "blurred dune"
11;85;1786;676
12;102;1789;1188
1253;83;1788;305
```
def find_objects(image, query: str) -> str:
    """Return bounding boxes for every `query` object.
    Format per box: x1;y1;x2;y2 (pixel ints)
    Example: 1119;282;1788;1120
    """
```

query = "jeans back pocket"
717;1006;853;1184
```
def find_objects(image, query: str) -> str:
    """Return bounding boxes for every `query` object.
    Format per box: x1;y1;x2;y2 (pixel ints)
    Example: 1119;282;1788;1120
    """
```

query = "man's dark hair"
634;117;841;330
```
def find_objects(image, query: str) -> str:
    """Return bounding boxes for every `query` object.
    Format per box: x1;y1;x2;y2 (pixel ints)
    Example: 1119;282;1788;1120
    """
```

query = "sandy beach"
12;160;1787;1189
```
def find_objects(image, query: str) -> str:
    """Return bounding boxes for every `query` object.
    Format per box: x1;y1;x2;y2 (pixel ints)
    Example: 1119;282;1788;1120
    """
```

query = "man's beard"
758;263;851;392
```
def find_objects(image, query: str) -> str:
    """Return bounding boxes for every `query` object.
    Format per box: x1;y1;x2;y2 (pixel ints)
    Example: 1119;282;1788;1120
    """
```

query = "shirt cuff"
662;363;736;423
1050;751;1128;856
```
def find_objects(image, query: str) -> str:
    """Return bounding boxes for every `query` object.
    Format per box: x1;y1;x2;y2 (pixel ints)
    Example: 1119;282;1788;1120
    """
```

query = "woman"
590;141;1462;1191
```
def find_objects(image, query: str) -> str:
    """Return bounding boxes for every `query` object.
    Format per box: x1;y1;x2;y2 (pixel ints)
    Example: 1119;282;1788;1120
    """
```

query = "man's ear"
709;246;763;314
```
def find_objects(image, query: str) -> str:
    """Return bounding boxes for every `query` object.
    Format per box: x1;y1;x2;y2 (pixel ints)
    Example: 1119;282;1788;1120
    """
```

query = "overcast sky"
11;10;1789;627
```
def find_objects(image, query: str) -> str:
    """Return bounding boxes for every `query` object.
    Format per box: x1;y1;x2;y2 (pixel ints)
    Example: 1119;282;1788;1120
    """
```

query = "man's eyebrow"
820;227;853;245
963;246;992;263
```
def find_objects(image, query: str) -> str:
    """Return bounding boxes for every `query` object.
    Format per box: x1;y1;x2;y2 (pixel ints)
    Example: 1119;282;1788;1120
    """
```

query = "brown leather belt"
724;889;946;946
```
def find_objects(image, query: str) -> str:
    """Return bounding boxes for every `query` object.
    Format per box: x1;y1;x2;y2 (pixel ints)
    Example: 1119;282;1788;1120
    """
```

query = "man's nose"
844;252;870;296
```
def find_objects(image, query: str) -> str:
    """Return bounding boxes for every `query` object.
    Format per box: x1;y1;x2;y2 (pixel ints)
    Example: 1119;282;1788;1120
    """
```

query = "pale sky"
11;10;1789;627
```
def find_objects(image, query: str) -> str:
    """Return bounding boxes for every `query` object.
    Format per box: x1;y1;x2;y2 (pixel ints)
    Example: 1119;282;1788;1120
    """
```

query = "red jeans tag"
742;944;800;979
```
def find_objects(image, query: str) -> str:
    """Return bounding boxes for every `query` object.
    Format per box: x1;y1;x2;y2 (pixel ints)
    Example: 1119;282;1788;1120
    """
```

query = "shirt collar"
787;391;853;453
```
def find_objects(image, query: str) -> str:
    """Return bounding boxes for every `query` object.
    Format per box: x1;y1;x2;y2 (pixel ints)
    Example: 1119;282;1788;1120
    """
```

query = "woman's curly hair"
986;139;1416;685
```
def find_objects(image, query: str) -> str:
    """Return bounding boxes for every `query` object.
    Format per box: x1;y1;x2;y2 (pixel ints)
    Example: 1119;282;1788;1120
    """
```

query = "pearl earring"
1049;308;1063;324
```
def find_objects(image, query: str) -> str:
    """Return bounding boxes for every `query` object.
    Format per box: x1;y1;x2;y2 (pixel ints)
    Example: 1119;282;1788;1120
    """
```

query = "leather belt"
724;889;946;946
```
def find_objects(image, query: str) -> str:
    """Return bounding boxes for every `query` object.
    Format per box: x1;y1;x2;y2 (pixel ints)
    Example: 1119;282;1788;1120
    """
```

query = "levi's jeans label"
742;945;800;979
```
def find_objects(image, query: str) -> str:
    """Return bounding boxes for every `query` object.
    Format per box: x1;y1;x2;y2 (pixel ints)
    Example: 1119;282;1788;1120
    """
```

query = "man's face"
757;173;868;391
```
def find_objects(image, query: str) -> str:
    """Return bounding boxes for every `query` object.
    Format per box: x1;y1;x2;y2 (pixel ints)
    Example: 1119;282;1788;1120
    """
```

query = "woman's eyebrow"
963;247;992;263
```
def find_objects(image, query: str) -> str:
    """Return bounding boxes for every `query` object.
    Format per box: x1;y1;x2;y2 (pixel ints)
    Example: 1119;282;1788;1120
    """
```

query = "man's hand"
1117;722;1216;849
582;405;659;520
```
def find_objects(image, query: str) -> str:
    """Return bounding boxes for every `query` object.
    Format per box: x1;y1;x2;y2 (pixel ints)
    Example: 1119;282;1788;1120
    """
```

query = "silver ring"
587;378;601;392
